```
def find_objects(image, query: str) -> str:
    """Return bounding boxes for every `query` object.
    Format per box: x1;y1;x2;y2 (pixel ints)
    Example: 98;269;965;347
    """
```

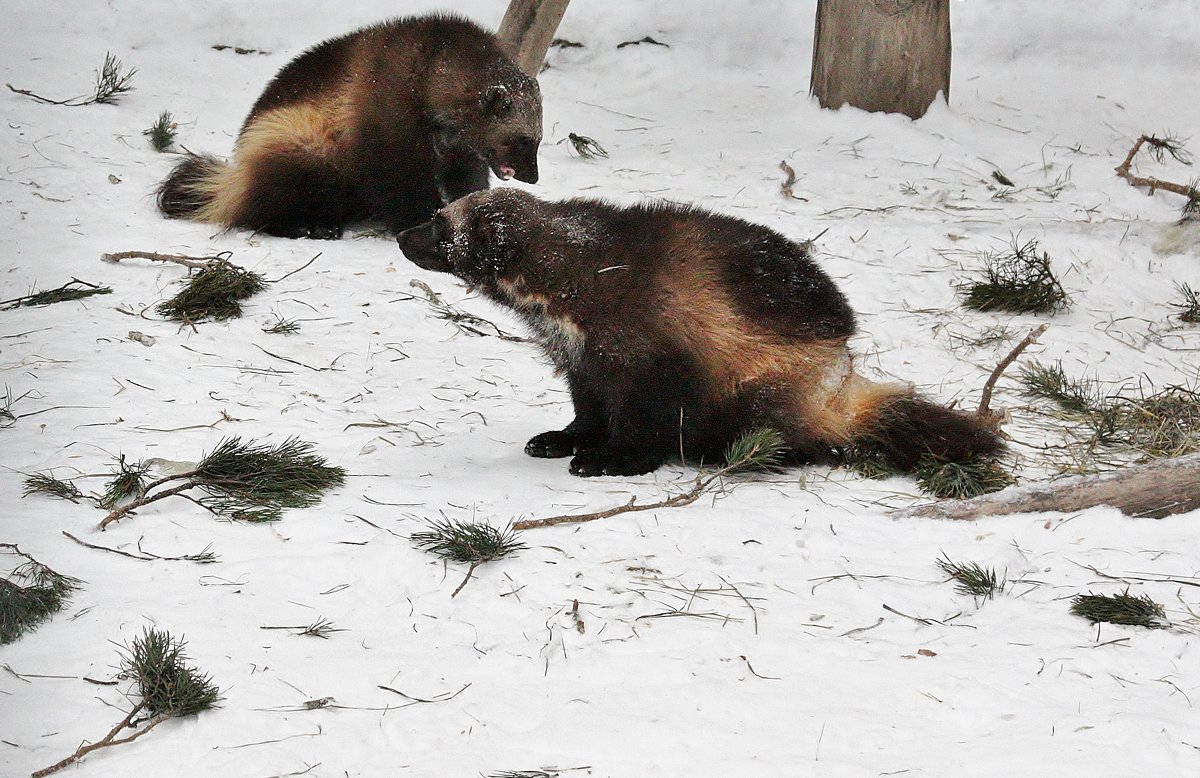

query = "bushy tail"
834;380;1004;472
157;153;229;222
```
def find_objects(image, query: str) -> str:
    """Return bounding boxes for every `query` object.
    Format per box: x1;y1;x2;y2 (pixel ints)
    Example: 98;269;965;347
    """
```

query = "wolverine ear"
482;84;512;115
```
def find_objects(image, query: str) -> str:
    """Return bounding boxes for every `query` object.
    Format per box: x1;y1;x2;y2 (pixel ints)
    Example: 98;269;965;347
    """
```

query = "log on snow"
896;453;1200;520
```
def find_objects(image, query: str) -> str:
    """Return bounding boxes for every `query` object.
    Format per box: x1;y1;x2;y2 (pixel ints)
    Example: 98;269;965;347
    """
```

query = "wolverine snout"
397;221;450;272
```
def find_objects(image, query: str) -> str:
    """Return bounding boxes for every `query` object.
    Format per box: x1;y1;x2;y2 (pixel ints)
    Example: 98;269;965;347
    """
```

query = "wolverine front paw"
525;430;576;459
569;448;664;477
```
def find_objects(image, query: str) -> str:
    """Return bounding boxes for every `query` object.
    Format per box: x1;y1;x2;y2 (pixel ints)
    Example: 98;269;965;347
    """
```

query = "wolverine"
398;189;1003;478
158;14;542;239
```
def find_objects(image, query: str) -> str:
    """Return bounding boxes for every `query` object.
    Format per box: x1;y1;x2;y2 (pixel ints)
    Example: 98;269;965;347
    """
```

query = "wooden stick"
976;323;1048;422
99;480;199;530
497;0;571;75
513;472;721;531
101;251;223;269
1114;134;1200;201
32;703;174;777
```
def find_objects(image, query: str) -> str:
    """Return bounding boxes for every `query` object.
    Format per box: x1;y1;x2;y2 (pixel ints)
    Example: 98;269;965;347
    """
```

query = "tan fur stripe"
192;102;348;226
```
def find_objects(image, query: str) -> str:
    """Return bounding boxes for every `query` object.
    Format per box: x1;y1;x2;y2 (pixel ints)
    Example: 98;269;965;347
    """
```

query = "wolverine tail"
819;375;1004;472
157;153;230;222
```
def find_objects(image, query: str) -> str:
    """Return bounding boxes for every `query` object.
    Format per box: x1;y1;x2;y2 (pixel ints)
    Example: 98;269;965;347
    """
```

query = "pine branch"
411;520;526;596
0;278;111;310
976;323;1048;422
99;437;345;529
23;472;84;502
7;52;135;107
960;237;1070;314
33;628;219;776
1;544;81;645
1115;133;1200;210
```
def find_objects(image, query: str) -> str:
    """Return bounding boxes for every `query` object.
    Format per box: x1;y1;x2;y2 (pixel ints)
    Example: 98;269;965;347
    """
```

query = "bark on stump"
810;0;951;120
498;0;572;76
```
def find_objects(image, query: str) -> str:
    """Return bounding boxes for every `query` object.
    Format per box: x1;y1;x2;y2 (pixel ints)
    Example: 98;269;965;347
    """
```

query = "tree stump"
810;0;951;120
498;0;572;76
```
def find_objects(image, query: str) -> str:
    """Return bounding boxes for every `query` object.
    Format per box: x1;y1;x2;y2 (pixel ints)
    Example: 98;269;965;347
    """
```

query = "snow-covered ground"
3;1;1200;775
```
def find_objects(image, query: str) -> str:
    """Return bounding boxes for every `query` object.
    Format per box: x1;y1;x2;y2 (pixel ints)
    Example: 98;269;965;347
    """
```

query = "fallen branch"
1115;133;1200;203
0;279;111;310
976;323;1048;424
101;250;221;270
513;429;784;531
896;452;1200;520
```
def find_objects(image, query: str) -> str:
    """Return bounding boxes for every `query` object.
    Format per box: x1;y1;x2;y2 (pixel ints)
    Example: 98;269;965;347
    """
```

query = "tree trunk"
497;0;572;76
897;453;1200;521
810;0;951;120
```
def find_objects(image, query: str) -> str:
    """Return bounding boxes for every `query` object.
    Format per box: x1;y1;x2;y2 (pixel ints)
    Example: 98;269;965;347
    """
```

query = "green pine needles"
1070;591;1168;629
1171;282;1200;323
98;436;346;529
99;455;151;509
913;454;1016;499
1021;362;1200;465
936;554;1005;600
23;472;85;502
1;279;112;310
143;110;177;152
33;628;218;777
156;256;267;322
121;628;221;716
722;426;787;473
0;545;81;645
412;519;526;597
6;51;135;107
960;237;1070;314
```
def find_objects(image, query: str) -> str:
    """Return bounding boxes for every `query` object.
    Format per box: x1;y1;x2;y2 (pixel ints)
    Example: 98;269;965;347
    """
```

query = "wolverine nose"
516;165;538;185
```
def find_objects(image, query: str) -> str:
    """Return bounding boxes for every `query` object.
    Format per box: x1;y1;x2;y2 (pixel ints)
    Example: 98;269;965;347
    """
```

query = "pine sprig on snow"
722;427;787;473
1;545;82;645
1070;590;1168;628
936;555;1005;600
156;256;267;322
143;110;177;151
32;628;218;776
98;437;346;529
23;472;85;502
960;237;1070;314
412;519;526;597
914;454;1015;499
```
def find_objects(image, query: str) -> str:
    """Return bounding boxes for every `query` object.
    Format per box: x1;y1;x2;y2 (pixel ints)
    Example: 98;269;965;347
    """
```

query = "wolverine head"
477;80;542;184
398;188;536;285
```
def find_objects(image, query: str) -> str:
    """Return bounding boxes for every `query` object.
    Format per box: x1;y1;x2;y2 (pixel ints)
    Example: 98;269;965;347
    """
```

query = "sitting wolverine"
399;189;1003;478
158;15;542;239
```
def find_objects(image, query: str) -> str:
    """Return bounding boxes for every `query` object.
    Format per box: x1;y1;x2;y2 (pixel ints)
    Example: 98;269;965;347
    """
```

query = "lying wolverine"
158;14;542;239
398;189;1003;478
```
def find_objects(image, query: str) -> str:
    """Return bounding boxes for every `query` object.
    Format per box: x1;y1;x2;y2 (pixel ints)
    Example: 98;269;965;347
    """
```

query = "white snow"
3;1;1200;776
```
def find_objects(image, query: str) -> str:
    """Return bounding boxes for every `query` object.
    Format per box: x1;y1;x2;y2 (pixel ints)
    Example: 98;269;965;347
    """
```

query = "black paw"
298;223;344;240
265;223;344;240
525;430;576;459
569;448;664;477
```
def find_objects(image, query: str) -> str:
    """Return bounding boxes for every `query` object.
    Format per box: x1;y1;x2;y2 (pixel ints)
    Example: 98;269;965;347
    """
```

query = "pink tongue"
499;165;516;180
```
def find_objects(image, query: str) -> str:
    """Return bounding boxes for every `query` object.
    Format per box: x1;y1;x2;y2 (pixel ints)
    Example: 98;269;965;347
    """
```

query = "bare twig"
977;323;1048;423
32;703;170;777
1115;134;1199;201
101;251;220;269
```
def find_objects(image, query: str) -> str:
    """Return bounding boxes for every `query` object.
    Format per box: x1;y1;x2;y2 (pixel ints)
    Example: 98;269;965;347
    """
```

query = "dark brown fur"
158;14;542;239
398;189;1004;477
